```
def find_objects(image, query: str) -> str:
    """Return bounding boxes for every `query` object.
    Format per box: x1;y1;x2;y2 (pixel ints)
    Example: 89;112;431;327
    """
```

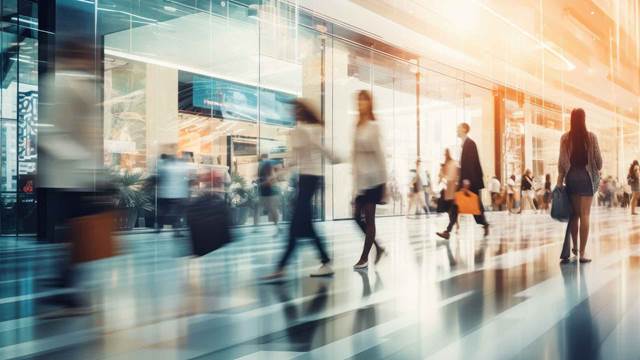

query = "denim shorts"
566;167;593;196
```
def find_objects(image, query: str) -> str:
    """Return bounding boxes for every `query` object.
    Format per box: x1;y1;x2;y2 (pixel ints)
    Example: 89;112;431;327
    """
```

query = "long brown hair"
357;90;375;126
629;160;639;180
569;108;588;147
293;99;323;126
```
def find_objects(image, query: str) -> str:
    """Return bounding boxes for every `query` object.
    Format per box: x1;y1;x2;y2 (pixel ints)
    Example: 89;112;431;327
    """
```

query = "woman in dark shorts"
352;90;387;269
557;108;603;263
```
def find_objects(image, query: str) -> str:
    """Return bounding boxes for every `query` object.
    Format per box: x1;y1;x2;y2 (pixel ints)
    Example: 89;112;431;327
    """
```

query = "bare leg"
632;193;638;214
569;194;581;253
579;196;593;261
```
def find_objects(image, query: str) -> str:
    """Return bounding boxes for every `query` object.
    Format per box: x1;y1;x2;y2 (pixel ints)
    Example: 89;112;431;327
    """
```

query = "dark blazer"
460;137;484;192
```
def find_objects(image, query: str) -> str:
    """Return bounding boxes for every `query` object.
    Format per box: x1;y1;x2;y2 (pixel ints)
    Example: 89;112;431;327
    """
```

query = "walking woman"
557;108;603;263
352;90;387;269
521;169;536;211
438;148;459;230
263;100;339;280
627;160;640;215
542;173;552;212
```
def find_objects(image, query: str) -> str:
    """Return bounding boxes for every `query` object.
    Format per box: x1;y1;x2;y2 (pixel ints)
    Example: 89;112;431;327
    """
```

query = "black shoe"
436;231;450;240
483;224;490;237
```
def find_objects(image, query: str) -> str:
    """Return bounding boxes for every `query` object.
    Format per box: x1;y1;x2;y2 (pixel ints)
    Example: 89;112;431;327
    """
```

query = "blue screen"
191;74;295;127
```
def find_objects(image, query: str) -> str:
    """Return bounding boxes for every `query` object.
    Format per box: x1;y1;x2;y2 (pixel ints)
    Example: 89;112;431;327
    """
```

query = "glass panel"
1;193;16;235
101;0;261;229
420;70;463;194
330;40;371;219
392;60;418;216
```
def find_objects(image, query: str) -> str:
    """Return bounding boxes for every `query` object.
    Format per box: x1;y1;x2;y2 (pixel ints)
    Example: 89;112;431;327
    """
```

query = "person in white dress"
352;90;387;269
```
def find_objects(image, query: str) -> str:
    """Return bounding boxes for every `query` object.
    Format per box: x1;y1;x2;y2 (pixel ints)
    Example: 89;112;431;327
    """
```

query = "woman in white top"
263;100;338;280
506;175;516;213
352;90;387;269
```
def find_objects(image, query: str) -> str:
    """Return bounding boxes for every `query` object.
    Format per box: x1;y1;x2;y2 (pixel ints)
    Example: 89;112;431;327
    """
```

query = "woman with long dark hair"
627;160;640;215
263;99;339;280
352;90;387;269
557;108;603;263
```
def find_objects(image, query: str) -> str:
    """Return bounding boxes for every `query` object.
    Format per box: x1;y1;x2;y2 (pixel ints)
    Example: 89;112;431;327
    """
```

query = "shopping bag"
187;193;232;256
560;220;572;260
551;186;572;222
454;190;481;215
70;211;118;263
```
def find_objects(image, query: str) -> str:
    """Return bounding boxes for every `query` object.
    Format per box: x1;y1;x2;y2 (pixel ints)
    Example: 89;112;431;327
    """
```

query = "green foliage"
112;170;153;211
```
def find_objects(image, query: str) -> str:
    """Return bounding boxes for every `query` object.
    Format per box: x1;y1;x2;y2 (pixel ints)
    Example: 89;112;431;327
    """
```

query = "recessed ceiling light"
590;10;595;15
164;6;177;12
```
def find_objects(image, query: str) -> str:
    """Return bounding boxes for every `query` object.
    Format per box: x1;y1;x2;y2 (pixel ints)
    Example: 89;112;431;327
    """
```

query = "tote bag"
454;191;481;215
551;186;572;222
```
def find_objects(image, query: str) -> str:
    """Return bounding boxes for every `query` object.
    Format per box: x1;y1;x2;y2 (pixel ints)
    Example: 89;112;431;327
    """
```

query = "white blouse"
289;123;335;176
352;121;388;194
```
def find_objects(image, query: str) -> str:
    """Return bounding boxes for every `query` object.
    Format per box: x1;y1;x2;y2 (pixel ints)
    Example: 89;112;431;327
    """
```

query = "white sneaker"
353;262;368;269
310;264;334;277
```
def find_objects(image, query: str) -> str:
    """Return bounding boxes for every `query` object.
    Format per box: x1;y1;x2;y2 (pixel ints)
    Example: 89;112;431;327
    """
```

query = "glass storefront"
0;1;39;235
1;0;636;235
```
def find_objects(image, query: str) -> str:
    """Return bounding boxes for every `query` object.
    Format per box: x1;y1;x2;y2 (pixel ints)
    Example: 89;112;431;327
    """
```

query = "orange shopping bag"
69;211;118;263
454;190;481;215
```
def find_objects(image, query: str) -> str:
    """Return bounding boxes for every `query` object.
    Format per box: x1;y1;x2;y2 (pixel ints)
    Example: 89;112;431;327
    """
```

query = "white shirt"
353;121;387;194
488;178;501;193
289;123;336;176
158;159;191;199
507;178;516;194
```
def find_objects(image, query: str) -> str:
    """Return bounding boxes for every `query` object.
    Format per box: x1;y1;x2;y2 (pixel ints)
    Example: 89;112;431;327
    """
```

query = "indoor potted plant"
229;174;256;225
112;170;153;230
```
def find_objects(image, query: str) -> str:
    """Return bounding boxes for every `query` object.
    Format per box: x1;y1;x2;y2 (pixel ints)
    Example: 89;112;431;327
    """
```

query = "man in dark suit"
437;123;489;239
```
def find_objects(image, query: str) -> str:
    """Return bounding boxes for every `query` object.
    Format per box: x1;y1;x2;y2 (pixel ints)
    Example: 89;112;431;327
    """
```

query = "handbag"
454;190;481;215
551;186;572;222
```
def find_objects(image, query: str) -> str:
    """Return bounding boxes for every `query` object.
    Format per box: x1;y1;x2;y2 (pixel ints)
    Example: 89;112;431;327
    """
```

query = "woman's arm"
592;133;603;171
557;136;569;187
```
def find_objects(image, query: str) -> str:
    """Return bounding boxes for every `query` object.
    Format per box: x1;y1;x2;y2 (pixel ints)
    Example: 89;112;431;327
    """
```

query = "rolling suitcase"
186;193;232;256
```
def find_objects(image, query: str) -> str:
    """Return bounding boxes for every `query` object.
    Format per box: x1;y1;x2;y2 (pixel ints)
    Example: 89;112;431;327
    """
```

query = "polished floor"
1;207;640;359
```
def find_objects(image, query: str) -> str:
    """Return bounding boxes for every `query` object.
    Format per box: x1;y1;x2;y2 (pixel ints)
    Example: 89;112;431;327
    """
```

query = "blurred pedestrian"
157;152;191;234
506;174;516;213
407;167;427;217
488;175;501;210
627;161;639;214
262;100;340;280
423;167;433;213
37;39;113;317
353;90;387;269
542;173;552;211
437;123;489;239
255;153;281;236
521;169;536;211
436;148;459;228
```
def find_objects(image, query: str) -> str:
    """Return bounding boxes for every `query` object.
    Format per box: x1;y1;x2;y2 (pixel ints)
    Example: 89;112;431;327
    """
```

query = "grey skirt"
566;167;594;196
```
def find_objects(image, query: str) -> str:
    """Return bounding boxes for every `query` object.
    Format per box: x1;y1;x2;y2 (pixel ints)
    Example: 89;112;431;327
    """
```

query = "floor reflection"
3;208;640;359
560;265;600;360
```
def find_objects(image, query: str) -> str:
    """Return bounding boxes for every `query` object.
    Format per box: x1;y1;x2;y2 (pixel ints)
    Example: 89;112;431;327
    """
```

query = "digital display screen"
182;72;296;128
